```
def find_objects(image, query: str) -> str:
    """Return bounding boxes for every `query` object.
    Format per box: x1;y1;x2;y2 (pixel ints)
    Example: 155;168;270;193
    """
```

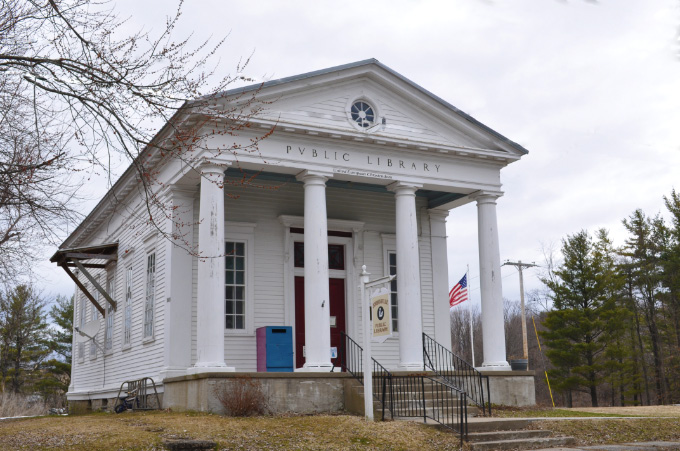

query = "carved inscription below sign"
333;168;392;180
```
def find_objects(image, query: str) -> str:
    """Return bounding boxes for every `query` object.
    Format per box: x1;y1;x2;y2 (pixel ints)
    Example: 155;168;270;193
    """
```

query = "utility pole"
502;260;537;365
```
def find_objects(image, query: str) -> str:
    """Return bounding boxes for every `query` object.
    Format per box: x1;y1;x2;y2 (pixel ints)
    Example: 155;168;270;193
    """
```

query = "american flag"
449;273;468;308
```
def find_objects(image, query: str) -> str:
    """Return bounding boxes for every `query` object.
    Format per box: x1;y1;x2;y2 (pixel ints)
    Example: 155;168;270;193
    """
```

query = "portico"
176;161;512;372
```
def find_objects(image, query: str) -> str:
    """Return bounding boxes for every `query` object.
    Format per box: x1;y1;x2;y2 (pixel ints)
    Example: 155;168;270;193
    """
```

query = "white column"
297;170;333;371
474;192;510;369
160;186;195;379
429;209;452;351
191;162;233;372
389;181;424;370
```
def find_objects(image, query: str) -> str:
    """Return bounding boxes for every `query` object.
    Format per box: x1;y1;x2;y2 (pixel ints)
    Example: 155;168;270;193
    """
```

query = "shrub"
213;376;268;416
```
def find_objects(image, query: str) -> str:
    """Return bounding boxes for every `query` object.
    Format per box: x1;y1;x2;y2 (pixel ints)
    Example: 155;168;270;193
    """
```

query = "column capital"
160;184;197;203
198;159;230;175
428;209;449;222
387;181;422;194
471;190;504;204
295;169;333;185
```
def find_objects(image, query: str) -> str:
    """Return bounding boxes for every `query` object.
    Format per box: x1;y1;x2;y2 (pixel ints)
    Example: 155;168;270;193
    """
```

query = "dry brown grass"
565;405;680;418
0;392;47;418
536;418;680;446
0;411;463;450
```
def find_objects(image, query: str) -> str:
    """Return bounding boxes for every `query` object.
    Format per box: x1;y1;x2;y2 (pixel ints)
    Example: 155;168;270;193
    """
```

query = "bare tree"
0;0;270;276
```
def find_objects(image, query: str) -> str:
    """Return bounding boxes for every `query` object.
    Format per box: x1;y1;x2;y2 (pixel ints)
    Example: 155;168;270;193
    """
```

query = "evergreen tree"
541;229;626;407
36;295;73;406
0;285;50;393
622;209;668;404
659;190;680;402
48;295;73;363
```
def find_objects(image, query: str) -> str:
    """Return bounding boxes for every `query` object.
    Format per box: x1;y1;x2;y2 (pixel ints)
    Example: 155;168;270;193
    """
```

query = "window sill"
142;336;155;345
121;344;132;352
224;329;254;337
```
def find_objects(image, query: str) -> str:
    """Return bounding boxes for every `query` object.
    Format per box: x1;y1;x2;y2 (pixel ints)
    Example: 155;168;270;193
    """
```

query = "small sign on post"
359;265;395;422
370;287;392;343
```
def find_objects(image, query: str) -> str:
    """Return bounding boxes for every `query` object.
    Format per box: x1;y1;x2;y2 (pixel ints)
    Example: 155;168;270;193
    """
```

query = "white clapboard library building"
53;59;532;412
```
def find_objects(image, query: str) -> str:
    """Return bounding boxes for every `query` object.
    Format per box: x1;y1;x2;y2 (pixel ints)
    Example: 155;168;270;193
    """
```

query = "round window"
350;101;375;128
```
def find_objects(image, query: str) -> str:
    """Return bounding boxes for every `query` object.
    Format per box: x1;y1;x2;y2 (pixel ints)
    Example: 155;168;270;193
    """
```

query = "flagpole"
467;264;475;367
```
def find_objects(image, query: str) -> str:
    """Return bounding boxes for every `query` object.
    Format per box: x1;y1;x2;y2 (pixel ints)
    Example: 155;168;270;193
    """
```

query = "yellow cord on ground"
532;315;555;408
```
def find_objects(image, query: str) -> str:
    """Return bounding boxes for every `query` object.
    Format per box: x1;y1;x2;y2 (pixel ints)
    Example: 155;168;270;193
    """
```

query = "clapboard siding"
253;80;473;147
70;193;168;394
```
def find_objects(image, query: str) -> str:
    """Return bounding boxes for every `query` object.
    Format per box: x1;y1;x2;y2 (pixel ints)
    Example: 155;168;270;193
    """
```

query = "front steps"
346;378;576;450
467;419;576;450
344;376;480;419
468;434;576;451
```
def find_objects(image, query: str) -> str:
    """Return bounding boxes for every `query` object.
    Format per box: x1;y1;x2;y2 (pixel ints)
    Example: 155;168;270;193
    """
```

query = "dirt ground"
566;405;680;417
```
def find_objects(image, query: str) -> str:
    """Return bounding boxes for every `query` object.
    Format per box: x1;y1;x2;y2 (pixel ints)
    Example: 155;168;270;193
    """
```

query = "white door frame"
278;215;364;366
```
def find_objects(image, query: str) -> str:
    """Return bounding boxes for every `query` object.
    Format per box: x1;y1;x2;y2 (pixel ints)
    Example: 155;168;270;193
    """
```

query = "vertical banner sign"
370;287;392;343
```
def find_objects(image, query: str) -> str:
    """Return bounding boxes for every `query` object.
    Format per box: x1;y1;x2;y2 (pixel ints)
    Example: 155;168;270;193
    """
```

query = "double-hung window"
90;282;99;358
225;242;246;330
388;251;398;332
124;266;132;346
78;295;86;359
144;253;155;338
105;278;114;351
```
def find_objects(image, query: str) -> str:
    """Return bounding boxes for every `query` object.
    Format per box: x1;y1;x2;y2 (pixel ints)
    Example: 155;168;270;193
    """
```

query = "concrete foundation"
72;371;535;414
163;372;350;414
481;370;536;407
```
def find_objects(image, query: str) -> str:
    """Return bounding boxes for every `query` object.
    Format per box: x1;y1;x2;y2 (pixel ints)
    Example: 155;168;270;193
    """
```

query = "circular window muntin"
346;96;380;132
350;100;376;128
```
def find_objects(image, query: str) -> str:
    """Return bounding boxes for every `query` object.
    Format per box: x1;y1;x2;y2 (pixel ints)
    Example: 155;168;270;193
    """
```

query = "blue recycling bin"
256;326;294;372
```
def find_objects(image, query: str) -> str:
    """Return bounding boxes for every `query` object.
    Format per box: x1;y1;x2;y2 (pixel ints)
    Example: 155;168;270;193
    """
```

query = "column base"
295;363;334;372
479;361;511;371
159;367;190;380
186;365;235;375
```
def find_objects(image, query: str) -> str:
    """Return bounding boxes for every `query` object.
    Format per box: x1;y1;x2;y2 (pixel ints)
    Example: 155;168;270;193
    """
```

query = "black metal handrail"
422;333;491;415
340;332;468;445
389;374;468;446
339;331;393;420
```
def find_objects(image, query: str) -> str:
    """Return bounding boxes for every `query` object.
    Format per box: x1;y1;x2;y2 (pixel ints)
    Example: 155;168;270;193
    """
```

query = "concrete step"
356;387;467;403
365;396;481;419
468;436;576;451
467;418;536;432
467;430;552;442
388;404;480;418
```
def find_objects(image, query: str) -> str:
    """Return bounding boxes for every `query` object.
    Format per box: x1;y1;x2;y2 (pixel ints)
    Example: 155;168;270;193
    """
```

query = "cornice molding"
278;215;364;233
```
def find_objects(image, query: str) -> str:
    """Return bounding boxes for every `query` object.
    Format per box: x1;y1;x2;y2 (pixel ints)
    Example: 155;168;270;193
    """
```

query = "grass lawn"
0;411;463;451
494;405;680;446
492;406;635;418
565;405;680;418
535;418;680;446
4;409;680;450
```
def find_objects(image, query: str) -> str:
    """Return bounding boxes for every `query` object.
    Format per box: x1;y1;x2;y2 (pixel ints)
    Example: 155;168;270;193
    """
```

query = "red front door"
295;277;346;369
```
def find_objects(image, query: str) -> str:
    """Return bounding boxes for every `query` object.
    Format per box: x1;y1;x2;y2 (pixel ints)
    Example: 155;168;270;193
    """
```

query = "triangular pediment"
216;59;528;157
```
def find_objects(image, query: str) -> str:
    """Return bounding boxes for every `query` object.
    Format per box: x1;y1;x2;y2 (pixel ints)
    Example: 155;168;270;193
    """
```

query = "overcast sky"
39;0;680;313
